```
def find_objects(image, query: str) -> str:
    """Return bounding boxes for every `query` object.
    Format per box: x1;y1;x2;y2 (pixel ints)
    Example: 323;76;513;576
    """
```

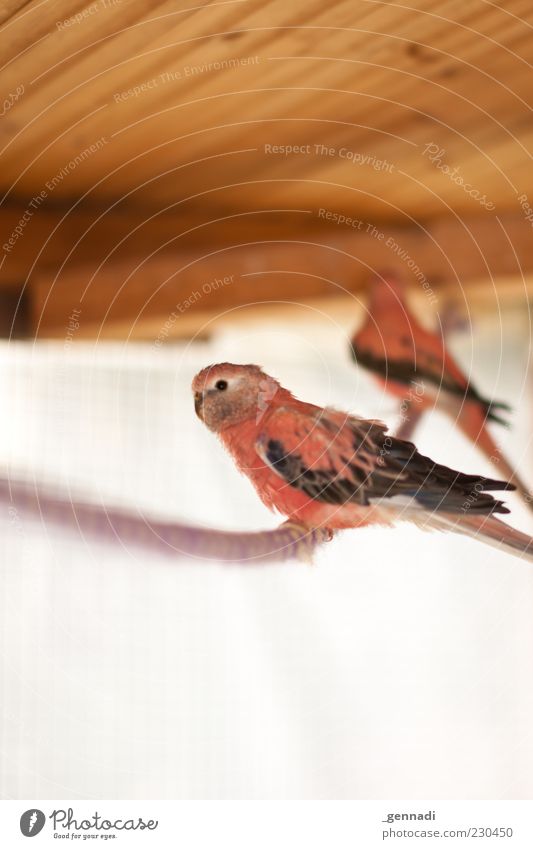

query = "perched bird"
350;273;533;510
193;362;533;561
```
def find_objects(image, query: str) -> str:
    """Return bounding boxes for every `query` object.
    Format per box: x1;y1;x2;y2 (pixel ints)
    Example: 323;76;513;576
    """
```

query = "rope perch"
0;478;332;564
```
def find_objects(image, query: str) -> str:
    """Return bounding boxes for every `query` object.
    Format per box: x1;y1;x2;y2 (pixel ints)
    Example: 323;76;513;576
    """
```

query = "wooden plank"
0;0;31;27
41;275;533;342
0;0;532;222
0;202;315;288
30;213;533;338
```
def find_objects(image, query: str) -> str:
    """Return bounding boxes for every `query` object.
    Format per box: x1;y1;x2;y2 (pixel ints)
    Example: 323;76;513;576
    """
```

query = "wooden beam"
30;213;533;340
50;277;533;343
0;201;314;289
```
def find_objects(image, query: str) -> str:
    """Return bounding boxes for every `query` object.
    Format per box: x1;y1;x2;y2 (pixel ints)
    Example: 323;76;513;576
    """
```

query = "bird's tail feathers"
429;512;533;563
455;409;533;513
485;400;512;427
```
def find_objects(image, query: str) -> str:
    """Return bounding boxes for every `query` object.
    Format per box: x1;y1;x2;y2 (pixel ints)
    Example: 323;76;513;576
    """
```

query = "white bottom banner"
1;800;533;848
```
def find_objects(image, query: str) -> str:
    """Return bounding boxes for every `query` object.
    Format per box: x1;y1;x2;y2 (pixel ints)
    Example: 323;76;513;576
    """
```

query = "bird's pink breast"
220;417;314;515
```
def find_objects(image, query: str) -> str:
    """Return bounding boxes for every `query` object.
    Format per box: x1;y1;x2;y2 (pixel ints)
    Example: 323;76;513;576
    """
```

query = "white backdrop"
1;302;532;799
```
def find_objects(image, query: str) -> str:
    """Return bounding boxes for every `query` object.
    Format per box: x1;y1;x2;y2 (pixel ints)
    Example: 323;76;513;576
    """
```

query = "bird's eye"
215;379;228;391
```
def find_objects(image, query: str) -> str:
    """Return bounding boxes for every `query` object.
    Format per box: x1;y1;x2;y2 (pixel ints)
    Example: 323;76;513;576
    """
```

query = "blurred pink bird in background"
350;273;533;512
193;363;533;561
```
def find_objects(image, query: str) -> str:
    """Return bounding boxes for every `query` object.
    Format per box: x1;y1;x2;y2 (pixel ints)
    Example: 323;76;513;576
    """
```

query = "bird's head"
192;363;282;432
368;271;406;311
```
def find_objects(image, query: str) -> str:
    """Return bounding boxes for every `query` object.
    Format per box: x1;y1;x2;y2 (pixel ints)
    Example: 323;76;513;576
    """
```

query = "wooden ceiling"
1;0;533;337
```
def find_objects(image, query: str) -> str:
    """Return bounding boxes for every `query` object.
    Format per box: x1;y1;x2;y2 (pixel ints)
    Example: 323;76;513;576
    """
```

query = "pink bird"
193;363;533;562
350;273;533;510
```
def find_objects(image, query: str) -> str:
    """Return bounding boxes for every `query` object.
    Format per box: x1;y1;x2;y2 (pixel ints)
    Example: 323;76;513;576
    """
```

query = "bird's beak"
194;391;204;419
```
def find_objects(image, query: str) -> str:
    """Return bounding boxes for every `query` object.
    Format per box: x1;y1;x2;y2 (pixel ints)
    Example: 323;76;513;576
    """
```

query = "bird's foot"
280;520;335;563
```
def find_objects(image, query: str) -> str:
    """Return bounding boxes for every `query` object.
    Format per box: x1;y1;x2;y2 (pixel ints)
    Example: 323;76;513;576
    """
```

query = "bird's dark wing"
350;343;510;426
256;406;514;515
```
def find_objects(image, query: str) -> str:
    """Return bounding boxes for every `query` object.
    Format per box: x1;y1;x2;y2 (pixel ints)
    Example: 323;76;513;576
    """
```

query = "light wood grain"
1;0;533;338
